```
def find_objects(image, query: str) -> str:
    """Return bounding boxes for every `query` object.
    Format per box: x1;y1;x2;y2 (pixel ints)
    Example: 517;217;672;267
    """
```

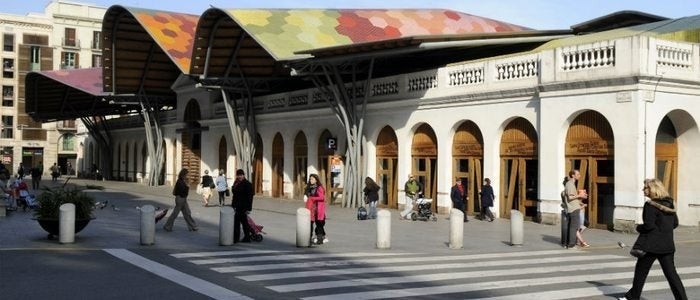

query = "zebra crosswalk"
170;248;700;299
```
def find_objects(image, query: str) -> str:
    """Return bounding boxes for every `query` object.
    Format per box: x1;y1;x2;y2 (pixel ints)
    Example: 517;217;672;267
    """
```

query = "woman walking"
619;178;686;300
363;177;380;219
215;171;228;206
200;170;214;206
304;174;327;244
479;178;495;222
163;168;198;232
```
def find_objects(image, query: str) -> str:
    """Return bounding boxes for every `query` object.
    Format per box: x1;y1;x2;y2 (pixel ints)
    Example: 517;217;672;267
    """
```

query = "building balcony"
62;38;81;49
91;40;101;51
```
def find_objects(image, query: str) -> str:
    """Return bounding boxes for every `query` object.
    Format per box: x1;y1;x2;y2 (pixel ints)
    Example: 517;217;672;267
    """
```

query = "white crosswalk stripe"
170;248;700;299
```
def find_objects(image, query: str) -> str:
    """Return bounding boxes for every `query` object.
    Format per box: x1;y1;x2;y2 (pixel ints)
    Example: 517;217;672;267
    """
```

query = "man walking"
564;169;587;248
231;169;254;243
400;174;422;220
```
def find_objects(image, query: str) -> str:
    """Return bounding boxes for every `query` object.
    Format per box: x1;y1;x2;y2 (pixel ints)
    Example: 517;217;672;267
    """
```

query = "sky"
2;0;698;30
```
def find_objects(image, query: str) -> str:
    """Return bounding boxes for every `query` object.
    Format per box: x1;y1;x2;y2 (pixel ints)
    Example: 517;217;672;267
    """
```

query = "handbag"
630;248;647;258
225;189;230;196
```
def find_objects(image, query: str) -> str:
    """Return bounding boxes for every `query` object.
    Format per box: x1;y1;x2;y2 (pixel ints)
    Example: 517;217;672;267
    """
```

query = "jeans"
625;252;687;300
368;201;377;219
566;209;580;247
163;196;198;231
400;195;415;218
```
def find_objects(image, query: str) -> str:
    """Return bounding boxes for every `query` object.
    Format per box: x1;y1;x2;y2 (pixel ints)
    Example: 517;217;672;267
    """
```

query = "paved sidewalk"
2;177;698;254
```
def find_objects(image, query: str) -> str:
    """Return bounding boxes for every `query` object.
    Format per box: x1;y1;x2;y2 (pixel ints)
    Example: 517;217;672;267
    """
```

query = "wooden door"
500;158;538;220
294;155;308;198
377;157;398;208
566;157;614;230
413;157;437;212
454;157;482;215
271;134;284;197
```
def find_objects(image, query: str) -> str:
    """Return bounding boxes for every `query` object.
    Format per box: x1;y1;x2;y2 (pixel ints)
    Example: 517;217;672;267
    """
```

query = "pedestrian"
231;169;253;243
577;198;590;248
66;161;73;176
304;174;327;244
215;170;228;206
17;163;25;178
30;166;41;190
0;173;16;211
50;163;60;182
450;177;468;222
619;178;687;300
400;174;422;220
363;177;380;219
564;169;587;249
163;168;198;232
480;178;496;222
200;170;214;206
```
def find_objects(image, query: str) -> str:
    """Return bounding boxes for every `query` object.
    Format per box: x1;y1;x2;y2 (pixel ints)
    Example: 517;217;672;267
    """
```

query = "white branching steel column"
221;90;256;177
311;59;374;208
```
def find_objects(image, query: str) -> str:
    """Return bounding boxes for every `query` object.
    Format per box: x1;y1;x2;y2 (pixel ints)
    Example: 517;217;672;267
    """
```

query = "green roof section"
537;14;700;50
222;9;530;60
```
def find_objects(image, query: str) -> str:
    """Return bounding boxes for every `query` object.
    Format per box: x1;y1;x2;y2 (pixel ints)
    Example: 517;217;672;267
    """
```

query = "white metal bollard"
59;203;75;244
140;205;155;245
376;209;391;249
296;207;311;247
219;206;235;246
449;208;464;249
510;209;524;246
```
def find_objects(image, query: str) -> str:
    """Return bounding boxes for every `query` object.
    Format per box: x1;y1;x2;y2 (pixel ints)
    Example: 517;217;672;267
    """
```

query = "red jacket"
305;185;326;221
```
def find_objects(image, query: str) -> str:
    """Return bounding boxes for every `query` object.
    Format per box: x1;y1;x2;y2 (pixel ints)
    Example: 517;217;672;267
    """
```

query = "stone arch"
182;99;202;185
565;110;614;229
452;120;484;216
411;123;438;209
253;134;263;194
293;131;308;199
500;117;538;220
376;125;398;208
271;133;284;197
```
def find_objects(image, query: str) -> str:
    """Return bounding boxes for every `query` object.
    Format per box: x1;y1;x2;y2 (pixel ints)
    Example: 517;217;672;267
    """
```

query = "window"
1;116;13;139
2;59;13;78
92;54;101;68
3;34;14;52
30;46;40;71
64;28;77;47
62;134;75;151
61;52;77;69
2;86;13;107
92;31;101;49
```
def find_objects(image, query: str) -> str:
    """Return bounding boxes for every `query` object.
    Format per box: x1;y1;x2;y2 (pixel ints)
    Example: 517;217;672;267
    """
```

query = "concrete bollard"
376;209;391;249
140;205;155;245
449;208;464;249
510;209;524;246
59;203;75;244
219;206;235;246
296;207;311;247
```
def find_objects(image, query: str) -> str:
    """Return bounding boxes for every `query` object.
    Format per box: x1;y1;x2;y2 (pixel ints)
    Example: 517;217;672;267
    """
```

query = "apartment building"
0;0;105;175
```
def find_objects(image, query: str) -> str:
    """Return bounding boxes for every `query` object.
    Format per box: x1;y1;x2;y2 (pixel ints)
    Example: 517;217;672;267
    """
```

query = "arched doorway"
565;110;614;229
656;116;677;199
124;141;130;181
131;142;137;182
412;124;438;210
500;117;538;220
293;132;308;199
115;142;121;181
253;134;263;194
376;126;398;208
218;136;227;174
271;133;284;198
181;99;202;186
453;121;484;216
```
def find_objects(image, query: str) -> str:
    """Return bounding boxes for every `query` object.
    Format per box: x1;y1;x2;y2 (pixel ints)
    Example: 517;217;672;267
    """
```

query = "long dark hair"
308;174;322;187
364;176;379;189
178;168;188;180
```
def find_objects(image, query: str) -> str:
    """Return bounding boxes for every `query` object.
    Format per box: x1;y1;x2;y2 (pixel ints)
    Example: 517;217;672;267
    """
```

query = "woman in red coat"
304;174;327;245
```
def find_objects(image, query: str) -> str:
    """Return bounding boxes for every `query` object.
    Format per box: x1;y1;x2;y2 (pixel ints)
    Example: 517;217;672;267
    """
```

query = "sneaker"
322;238;329;244
312;237;318;244
617;297;628;300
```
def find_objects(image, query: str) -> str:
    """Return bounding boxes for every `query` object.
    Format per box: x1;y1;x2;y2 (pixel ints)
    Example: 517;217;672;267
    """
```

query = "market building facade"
26;6;700;230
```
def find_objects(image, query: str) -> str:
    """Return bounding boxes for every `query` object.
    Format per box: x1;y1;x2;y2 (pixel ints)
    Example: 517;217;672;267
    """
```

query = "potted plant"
33;184;96;239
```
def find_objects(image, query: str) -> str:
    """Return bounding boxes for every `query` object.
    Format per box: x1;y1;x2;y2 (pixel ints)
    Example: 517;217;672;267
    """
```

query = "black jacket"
634;197;678;254
363;185;380;202
172;178;189;198
201;175;214;188
231;179;253;212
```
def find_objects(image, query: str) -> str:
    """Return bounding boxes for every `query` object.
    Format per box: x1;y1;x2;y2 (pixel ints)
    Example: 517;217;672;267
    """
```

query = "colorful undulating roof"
224;9;530;60
37;68;104;96
537;14;700;50
125;7;198;72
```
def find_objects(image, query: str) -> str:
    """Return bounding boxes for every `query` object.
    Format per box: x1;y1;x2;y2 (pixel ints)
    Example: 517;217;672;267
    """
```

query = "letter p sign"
327;138;337;150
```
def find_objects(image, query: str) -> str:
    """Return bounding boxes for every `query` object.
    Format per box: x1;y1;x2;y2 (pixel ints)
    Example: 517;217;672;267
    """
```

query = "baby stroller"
247;215;265;242
14;179;38;211
411;195;437;222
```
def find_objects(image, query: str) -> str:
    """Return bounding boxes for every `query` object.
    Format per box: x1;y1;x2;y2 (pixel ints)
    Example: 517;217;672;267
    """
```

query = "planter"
34;218;94;239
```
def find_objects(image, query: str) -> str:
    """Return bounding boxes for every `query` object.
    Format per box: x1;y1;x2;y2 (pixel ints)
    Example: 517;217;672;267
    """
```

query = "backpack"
357;207;368;220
